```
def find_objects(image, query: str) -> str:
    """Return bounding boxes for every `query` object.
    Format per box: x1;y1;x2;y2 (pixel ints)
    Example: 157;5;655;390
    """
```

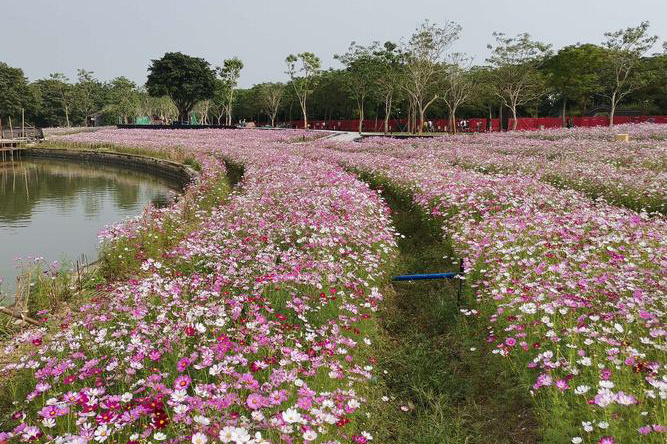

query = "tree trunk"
418;107;425;135
609;92;617;127
179;109;189;123
561;98;567;127
511;105;518;131
300;100;308;129
357;101;364;134
64;105;70;128
270;114;276;127
383;94;392;135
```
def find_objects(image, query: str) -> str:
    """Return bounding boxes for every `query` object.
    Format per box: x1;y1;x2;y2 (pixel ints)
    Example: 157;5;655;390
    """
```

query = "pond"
0;156;179;304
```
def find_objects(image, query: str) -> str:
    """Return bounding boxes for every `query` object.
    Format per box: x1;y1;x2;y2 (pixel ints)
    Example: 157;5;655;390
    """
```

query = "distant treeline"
1;20;666;131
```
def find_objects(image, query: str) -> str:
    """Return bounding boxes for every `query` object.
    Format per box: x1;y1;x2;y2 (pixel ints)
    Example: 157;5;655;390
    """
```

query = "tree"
373;41;403;134
106;77;139;124
217;57;244;126
146;52;215;123
0;62;31;124
211;79;230;125
600;22;658;126
543;44;606;121
285;52;321;129
50;73;75;127
74;69;103;126
402;20;461;133
487;32;552;130
257;82;285;127
335;42;382;133
441;53;474;133
193;100;212;124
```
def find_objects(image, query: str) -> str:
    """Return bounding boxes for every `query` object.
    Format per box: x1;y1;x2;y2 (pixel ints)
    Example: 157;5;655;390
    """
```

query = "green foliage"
598;21;660;123
104;77;140;124
216;57;244;125
0;62;31;121
544;44;607;113
285;52;321;127
486;32;552;127
146;52;216;122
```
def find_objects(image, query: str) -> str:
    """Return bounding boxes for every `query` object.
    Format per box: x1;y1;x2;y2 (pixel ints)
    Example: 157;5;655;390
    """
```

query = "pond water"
0;157;179;304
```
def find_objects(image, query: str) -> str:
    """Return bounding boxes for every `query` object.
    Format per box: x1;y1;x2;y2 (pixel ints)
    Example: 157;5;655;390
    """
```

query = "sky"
1;0;665;88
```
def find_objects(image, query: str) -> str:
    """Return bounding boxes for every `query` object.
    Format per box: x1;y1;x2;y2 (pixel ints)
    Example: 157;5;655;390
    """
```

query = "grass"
365;176;539;444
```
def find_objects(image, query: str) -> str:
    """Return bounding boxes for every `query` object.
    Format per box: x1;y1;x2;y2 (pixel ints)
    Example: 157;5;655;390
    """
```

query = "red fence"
288;116;667;132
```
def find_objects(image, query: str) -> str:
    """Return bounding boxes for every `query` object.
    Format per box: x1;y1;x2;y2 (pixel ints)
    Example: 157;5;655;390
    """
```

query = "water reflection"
1;158;178;302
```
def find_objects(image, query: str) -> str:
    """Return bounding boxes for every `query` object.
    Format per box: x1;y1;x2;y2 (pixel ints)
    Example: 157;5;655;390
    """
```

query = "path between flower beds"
358;175;539;443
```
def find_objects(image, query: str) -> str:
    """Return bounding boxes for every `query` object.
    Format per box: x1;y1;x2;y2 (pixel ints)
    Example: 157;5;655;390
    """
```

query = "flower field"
1;129;397;443
1;126;665;443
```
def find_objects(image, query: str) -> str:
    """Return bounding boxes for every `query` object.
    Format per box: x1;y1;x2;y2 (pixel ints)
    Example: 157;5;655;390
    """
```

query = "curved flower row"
1;130;396;444
298;139;667;443
328;127;667;215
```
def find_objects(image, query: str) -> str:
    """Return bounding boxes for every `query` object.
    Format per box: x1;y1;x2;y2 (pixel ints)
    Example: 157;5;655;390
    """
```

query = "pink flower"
177;358;190;372
174;374;192;390
246;393;264;410
598;437;615;444
638;426;652;435
555;379;569;391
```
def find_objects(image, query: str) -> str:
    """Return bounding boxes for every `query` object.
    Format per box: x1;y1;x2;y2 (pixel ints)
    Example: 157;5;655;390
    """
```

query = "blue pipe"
392;272;461;281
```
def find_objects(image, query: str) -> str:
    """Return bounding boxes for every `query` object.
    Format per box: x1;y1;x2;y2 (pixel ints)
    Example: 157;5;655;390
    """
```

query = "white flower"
42;418;56;428
154;432;167;441
599;380;614;389
577;357;592;366
574;385;590;395
283;408;302;424
193;415;210;426
191;432;207;444
347;398;361;409
362;431;373;440
129;435;139;441
520;303;537;314
171;389;187;403
582;421;593;432
232;428;251;443
94;425;110;442
121;392;133;403
174;404;188;415
219;427;236;443
598;421;609;429
303;430;317;441
572;438;582;444
614;323;624;333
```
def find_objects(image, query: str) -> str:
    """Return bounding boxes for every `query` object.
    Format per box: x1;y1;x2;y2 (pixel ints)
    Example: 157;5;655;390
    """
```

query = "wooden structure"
0;140;26;161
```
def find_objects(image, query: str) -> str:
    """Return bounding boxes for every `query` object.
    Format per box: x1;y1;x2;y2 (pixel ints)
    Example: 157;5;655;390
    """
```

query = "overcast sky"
1;0;665;88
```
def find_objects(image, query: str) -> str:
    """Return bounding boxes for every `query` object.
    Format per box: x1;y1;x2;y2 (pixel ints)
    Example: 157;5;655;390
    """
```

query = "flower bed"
328;126;667;215
1;129;396;443
297;137;667;443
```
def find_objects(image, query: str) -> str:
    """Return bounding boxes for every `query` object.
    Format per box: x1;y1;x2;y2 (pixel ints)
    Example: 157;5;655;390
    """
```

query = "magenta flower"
174;374;192;390
246;393;264;410
177;358;190;372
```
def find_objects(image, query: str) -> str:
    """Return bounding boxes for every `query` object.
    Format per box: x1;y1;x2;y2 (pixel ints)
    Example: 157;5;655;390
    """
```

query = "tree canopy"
146;52;216;123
